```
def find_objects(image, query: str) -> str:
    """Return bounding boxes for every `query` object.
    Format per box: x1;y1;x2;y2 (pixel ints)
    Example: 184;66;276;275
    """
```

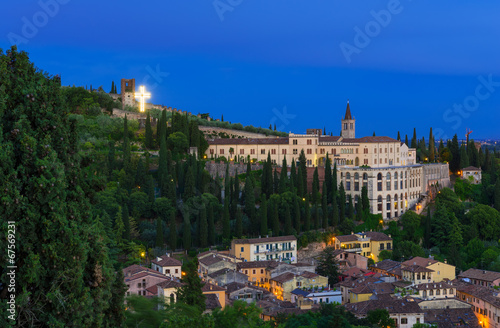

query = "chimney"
444;259;447;264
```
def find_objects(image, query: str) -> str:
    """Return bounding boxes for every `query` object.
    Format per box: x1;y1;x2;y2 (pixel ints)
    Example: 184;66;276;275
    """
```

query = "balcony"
341;247;362;253
254;246;296;254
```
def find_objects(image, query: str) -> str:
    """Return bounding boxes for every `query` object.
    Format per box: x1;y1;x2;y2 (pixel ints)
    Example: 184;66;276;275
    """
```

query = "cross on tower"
135;85;151;112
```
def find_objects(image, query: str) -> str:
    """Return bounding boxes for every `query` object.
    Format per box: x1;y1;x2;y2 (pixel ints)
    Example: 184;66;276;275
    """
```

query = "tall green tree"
284;203;292;235
429;127;435;162
304;194;311;231
338;182;346;223
271;201;280;236
184;166;196;200
145;111;154;149
361;186;370;215
312;166;320;203
331;195;339;227
156;217;164;247
123;204;131;240
169;210;177;250
495;179;500;212
290;159;297;193
347;195;355;220
207;203;215;246
299;149;307;197
199;205;208;248
260;196;268;236
183;217;192;250
316;247;340;286
324;154;332;203
293;196;301;233
235;210;243;238
322;182;328;229
449;134;460;172
459;143;469;169
244;176;256;230
222;198;231;240
279;156;288;193
411;128;418;148
176;259;206;313
0;47;122;326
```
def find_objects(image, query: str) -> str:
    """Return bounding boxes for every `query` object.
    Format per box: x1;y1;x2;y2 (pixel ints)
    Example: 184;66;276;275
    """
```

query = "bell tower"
341;100;355;139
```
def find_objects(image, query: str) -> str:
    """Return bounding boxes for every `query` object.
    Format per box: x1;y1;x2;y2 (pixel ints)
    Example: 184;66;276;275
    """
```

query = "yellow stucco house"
230;235;297;263
334;231;392;262
270;271;328;301
401;257;455;283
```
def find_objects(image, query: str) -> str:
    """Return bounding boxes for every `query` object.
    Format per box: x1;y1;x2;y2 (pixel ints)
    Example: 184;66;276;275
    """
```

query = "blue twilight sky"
2;0;500;140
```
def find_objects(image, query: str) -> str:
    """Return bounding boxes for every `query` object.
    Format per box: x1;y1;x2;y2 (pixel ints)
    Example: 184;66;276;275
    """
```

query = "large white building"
206;102;450;219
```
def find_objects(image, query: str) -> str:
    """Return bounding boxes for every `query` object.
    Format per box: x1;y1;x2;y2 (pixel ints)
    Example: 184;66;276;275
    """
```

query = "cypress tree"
411;128;418;148
290;159;297;193
355;199;363;221
207;203;215;246
108;140;115;176
110;80;114;93
373;131;376;136
297;166;304;198
304;194;311;231
158;133;169;196
234;173;240;205
222;198;231;239
272;201;280;236
135;157;146;189
312;166;320;203
145;111;154;149
284;203;292;235
332;162;338;196
397;131;401;141
260;196;268;236
494;179;500;212
325;154;332;204
299;150;307;197
114;206;125;244
273;168;279;194
424;207;432;248
200;205;208;247
244;176;256;230
156;217;164;247
361;186;370;215
169;210;177;250
405;134;409;146
314;204;320;230
184;166;196;200
279;156;288;193
459;143;469;169
322;182;328;229
183;217;191;250
294;196;301;233
235;210;243;238
331;195;339;227
449;134;460;172
122;114;131;174
338;182;346;223
123;204;130;240
347;195;355;220
429;128;435;162
0;48;124;325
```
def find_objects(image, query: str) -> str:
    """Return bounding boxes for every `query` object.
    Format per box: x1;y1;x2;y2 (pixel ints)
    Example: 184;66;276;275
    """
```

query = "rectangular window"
271;149;276;155
293;149;298;155
307;139;312;145
210;149;214;154
220;149;224;154
240;149;245;154
355;182;359;191
282;149;287;155
346;181;351;191
293;139;297;145
241;247;244;252
401;318;408;324
261;149;266;155
251;149;255;155
364;159;368;164
307;149;312;154
375;159;377;164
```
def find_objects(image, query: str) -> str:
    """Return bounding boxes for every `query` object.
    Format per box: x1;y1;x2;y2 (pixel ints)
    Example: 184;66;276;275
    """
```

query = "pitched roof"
237;260;278;270
402;257;438;268
232;235;297;244
208;268;246;279
364;231;392;241
205;293;222;310
225;282;270;295
413;282;454;291
122;264;159;277
462;166;481;172
344;101;352;120
454;281;500;306
345;298;423;315
271;272;296;284
202;282;226;292
157;280;184;289
342;136;400;144
458;268;500;283
300;271;319;279
371;259;401;272
319;136;342;143
401;265;434;273
151;255;182;267
336;234;359;242
199;255;224;266
291;288;310;297
207;137;289;145
124;271;169;283
423;307;480;328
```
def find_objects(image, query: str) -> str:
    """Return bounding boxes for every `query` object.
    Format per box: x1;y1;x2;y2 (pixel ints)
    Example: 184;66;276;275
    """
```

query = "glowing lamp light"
135;85;151;112
141;252;145;258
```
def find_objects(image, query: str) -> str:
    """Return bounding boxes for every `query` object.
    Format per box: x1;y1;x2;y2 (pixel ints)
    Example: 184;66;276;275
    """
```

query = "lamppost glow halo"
135;85;151;112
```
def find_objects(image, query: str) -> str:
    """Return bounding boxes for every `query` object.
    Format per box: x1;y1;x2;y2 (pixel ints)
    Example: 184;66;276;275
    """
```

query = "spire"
344;100;352;120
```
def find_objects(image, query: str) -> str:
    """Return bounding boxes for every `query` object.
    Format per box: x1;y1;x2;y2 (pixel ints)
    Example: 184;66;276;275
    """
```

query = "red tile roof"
402;257;438;268
208;138;289;145
202;282;226;292
151;255;182;267
458;268;500;283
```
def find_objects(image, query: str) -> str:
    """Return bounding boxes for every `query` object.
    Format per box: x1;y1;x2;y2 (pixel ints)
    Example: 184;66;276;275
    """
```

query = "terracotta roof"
232;235;296;244
199;255;224;266
319;136;342;143
145;285;159;296
237;260;278;270
157;280;184;289
345;298;423;315
338;276;381;288
205;293;221;310
271;272;296;284
300;271;319;279
462;166;481;172
401;265;434;273
351;284;373;295
336;235;359;242
423;307;480;328
371;259;401;272
124;271;169;283
364;231;392;241
342;136;400;144
202;282;226;292
370;282;396;295
208;268;246;279
151;255;182;267
455;281;500;306
208;138;289;145
458;268;500;283
225;282;270;295
402;257;438;268
122;264;159;277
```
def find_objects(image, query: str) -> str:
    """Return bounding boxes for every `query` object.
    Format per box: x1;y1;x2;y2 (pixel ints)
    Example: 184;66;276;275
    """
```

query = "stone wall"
297;242;327;264
204;161;263;179
200;126;274;139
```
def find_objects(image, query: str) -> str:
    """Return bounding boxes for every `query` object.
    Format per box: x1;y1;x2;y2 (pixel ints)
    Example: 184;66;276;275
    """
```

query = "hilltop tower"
341;100;355;139
121;78;136;109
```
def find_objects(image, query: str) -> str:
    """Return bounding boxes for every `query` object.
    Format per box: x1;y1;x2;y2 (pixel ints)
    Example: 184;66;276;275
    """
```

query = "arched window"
355;157;359;166
354;173;359;180
386;195;391;211
400;172;403;179
394;172;398;179
386;173;391;180
377;173;382;180
170;293;175;303
346;172;351;180
386;173;391;191
363;173;368;180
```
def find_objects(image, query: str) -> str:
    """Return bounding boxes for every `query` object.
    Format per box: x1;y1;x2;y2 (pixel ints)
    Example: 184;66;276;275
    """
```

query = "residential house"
202;282;227;309
270;271;328;301
419;299;480;328
257;299;312;321
291;287;342;305
458;269;500;287
156;279;184;304
151;255;182;279
333;249;368;271
370;259;403;280
237;260;278;287
461;166;482;184
334;231;392;262
230;235;297;263
207;268;248;286
345;298;424;328
225;282;271;303
411;281;456;300
455;280;500;328
338;276;382;304
123;265;170;297
401;257;456;283
199;254;237;278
